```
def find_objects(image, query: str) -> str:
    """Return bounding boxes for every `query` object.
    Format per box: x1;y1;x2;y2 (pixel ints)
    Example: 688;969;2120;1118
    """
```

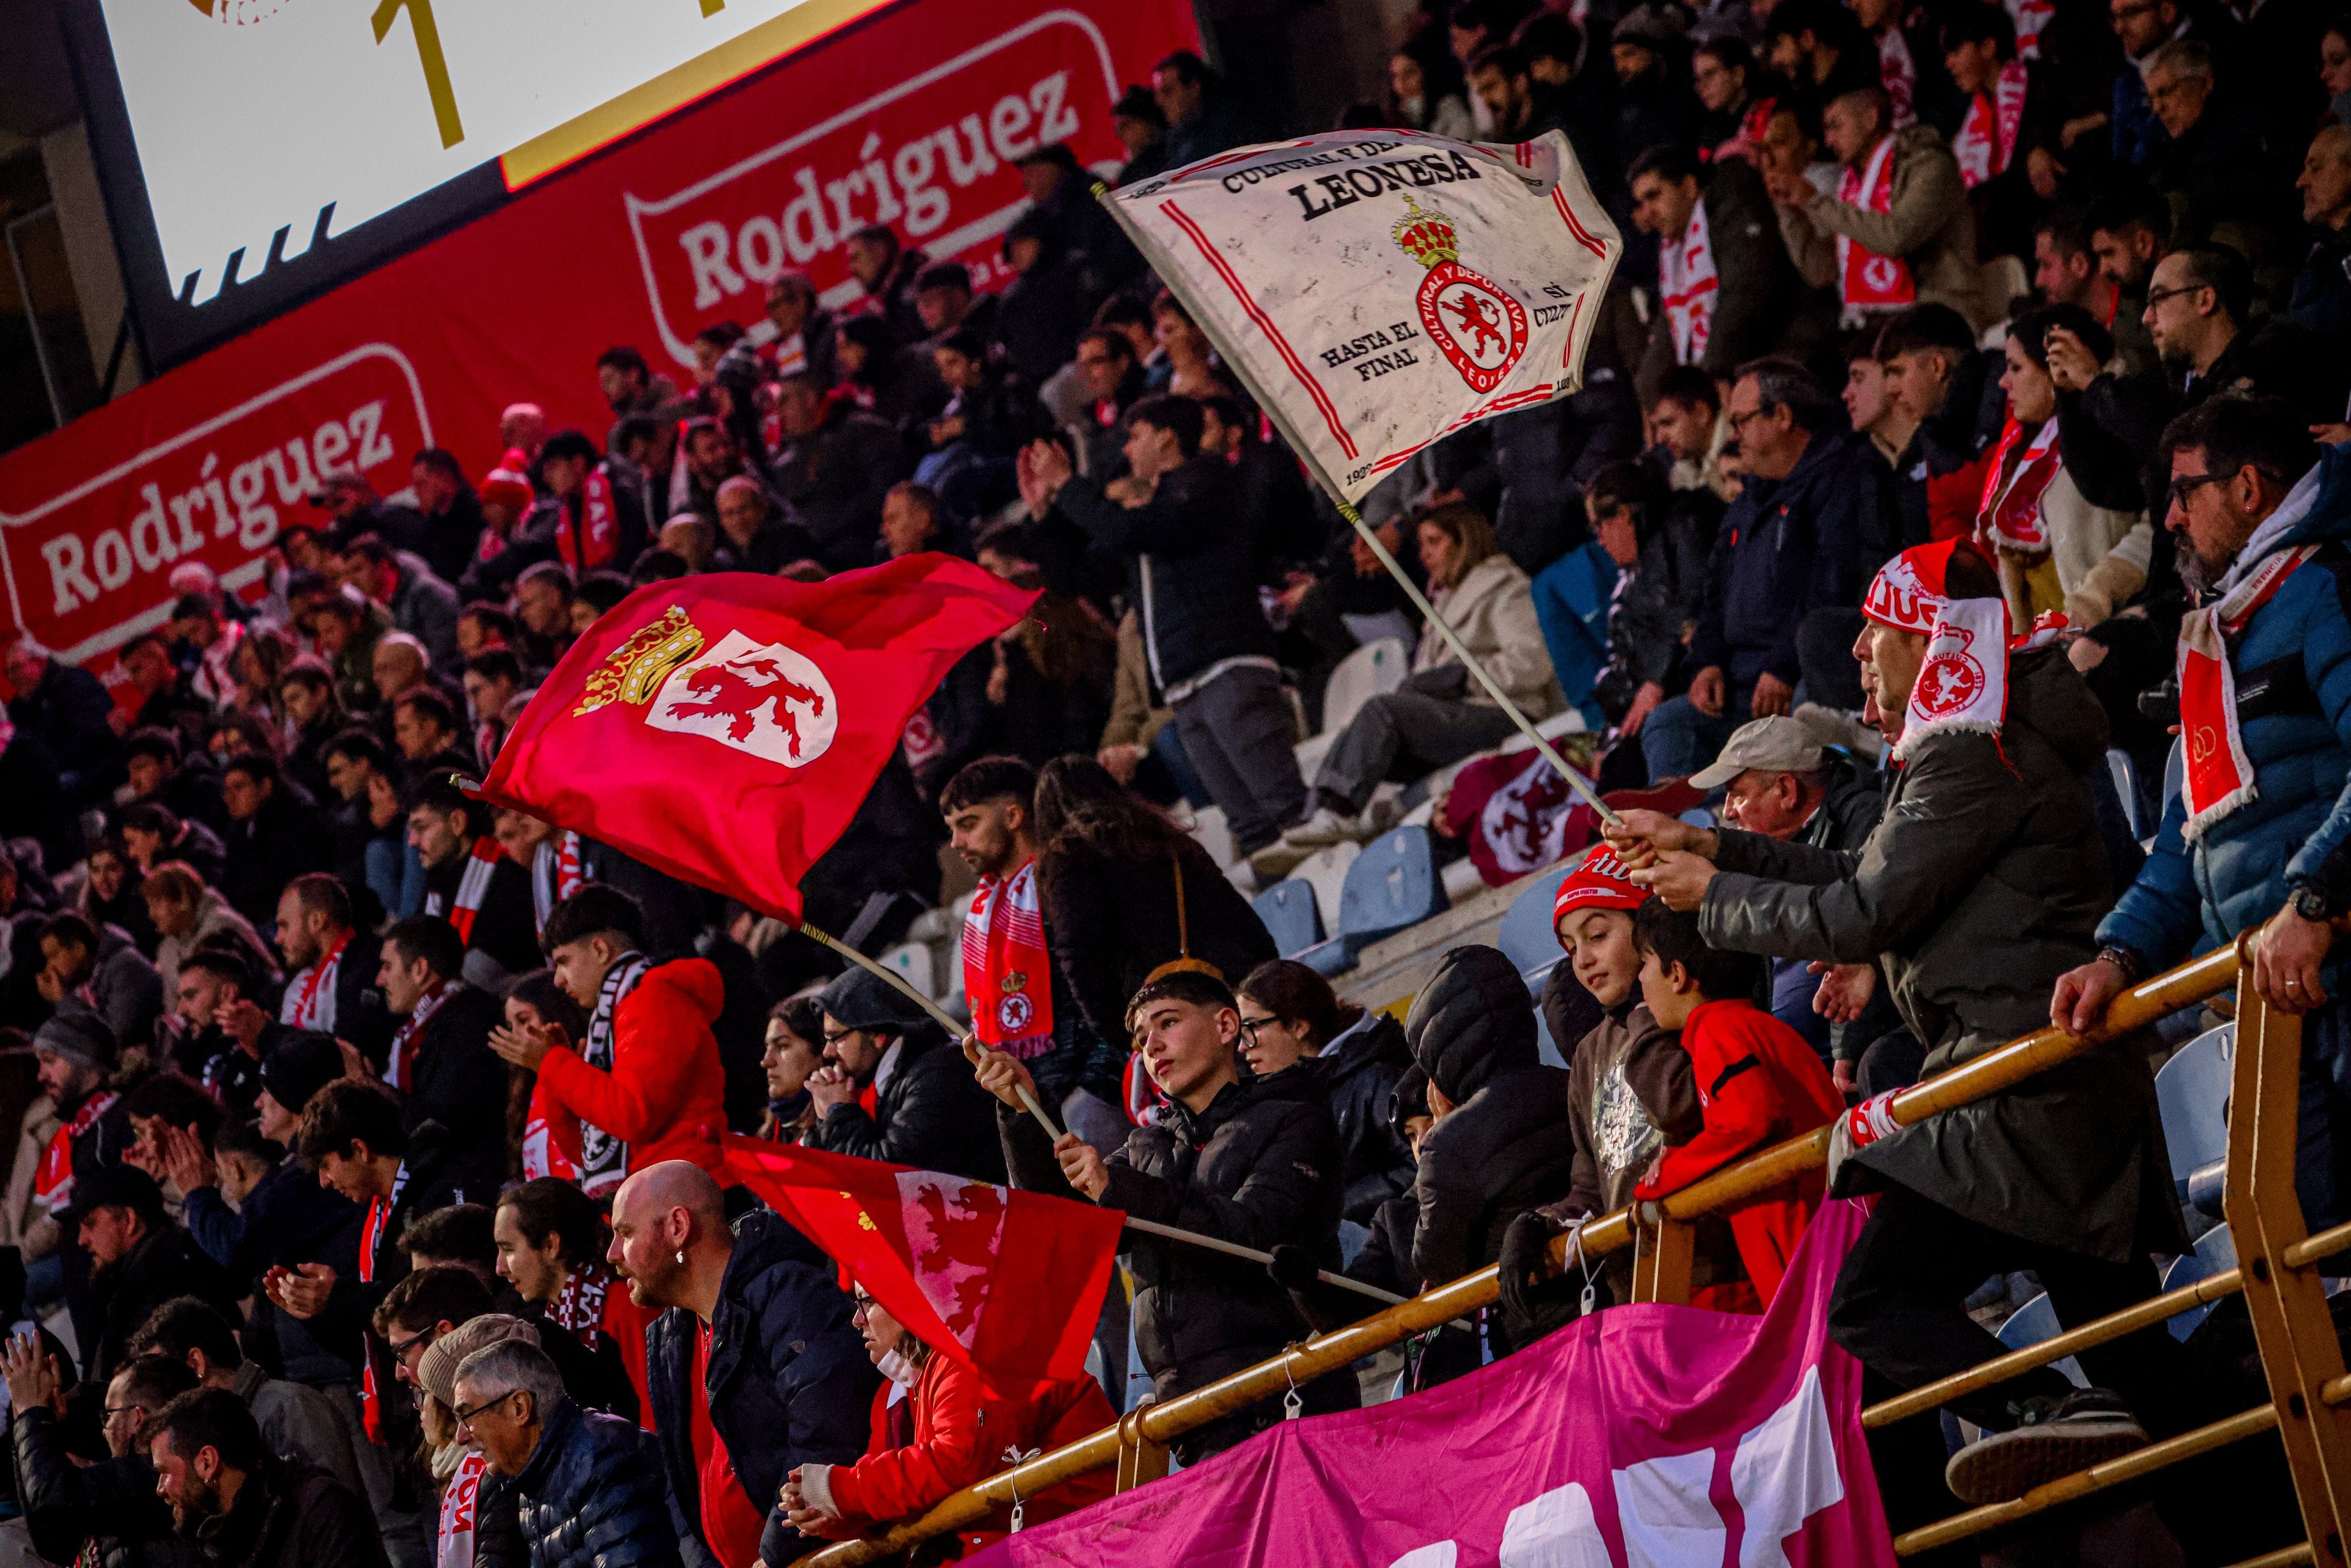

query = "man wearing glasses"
451;1338;682;1568
2057;397;2351;1231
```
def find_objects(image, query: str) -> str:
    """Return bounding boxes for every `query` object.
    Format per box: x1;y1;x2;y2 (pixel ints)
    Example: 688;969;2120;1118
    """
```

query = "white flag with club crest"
1100;128;1622;503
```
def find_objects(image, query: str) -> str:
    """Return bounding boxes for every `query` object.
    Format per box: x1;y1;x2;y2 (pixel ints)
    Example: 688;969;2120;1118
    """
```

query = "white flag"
1101;129;1623;504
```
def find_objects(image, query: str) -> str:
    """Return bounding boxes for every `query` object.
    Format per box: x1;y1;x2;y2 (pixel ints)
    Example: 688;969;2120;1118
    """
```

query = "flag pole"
1087;178;1624;832
797;918;1405;1308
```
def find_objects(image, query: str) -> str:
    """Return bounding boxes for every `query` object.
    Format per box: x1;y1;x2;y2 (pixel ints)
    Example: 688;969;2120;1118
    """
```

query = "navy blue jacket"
2102;447;2351;969
1687;426;1894;697
646;1209;876;1568
513;1398;682;1568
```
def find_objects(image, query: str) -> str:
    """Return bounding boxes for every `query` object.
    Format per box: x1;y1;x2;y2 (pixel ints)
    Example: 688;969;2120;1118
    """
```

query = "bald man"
713;478;803;575
370;632;429;707
619;1164;872;1568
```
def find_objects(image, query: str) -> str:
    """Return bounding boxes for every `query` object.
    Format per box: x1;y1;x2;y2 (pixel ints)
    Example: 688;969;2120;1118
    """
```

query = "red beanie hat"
1552;847;1644;942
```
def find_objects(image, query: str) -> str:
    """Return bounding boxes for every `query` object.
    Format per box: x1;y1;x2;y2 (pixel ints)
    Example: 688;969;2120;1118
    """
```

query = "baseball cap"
58;1164;164;1229
1689;715;1828;790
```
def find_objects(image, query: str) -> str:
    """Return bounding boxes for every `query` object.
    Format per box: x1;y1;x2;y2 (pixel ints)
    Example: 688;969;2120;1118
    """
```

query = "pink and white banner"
969;1200;1895;1568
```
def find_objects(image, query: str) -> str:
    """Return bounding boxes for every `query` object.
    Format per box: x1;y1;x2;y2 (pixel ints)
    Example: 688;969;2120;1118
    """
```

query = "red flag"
479;557;1035;919
722;1135;1123;1390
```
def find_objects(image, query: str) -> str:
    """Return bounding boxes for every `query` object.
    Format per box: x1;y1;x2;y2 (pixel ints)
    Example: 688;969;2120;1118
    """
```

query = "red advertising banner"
0;0;1194;691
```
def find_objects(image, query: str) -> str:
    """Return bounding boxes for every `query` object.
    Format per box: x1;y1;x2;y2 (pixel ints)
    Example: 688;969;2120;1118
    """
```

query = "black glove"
1266;1243;1322;1294
1496;1210;1566;1330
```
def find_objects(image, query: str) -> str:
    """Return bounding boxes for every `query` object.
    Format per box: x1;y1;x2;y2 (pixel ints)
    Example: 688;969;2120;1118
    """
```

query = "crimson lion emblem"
1418;263;1529;394
645;630;838;767
1914;651;1987;719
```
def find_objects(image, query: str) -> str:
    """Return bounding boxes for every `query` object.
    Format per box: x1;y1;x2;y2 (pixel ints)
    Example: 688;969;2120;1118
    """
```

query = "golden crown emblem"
574;605;704;716
1392;195;1460;270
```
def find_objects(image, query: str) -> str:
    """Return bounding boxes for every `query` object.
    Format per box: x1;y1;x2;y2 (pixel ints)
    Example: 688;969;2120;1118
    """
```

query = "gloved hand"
1826;1090;1900;1189
1265;1243;1322;1295
1496;1209;1566;1328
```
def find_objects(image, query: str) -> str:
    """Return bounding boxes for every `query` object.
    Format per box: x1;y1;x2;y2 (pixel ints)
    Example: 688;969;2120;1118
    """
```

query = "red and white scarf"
963;862;1056;1059
1954;61;2030;188
557;467;619;571
1837;137;1917;321
530;832;587;937
425;839;504;944
2007;0;2053;58
1876;27;1919;127
193;622;243;709
359;1161;409;1444
550;1263;615;1349
1659;200;1719;367
1976;417;2063;554
280;934;351;1031
385;981;452;1095
521;1110;579;1183
437;1450;490;1568
1895;599;2069;763
32;1093;118;1213
2177;544;2317;841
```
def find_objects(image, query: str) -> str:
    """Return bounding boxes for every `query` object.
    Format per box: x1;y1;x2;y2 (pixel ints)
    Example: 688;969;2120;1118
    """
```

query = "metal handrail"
802;941;2249;1567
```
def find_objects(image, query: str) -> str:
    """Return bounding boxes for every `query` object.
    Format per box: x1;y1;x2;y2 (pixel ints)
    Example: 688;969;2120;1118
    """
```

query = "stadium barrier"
805;934;2351;1566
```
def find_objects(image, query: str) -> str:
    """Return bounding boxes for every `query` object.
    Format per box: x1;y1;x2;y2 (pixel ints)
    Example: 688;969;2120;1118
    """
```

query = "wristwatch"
2292;885;2334;923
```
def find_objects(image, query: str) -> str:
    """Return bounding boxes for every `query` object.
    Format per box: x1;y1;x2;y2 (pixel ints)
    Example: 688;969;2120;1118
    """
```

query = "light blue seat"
1497;863;1575;997
1252;879;1325;960
1996;1293;2089;1389
2107;748;2141;840
1337;828;1449;963
2155;1026;2233;1221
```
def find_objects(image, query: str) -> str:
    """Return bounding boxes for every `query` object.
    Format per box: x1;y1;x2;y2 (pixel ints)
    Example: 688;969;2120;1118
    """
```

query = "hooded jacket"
2101;446;2351;964
513;1398;681;1568
999;1065;1349;1427
53;922;163;1053
645;1208;876;1568
1702;643;2179;1263
533;956;730;1177
1298;1011;1418;1224
1405;945;1574;1340
1778;125;2007;333
1635;157;1814;401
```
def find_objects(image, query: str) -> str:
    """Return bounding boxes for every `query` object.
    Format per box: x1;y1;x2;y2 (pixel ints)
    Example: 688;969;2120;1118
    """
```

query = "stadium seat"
1252;879;1326;959
2155;1024;2233;1216
878;941;934;1001
2162;736;2184;822
1995;1293;2089;1389
2106;749;2140;840
1295;841;1362;936
1497;863;1575;995
1337;828;1448;961
1294;638;1409;777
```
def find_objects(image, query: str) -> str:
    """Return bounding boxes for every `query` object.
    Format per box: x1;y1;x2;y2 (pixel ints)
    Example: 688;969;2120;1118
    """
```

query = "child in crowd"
1631;898;1845;1308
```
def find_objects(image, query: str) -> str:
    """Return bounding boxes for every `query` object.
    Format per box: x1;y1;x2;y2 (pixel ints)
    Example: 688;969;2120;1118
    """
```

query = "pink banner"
972;1200;1896;1568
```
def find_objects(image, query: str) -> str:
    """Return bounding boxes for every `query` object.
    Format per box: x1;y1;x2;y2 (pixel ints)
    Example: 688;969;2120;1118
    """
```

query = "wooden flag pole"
1082;179;1622;831
795;921;1405;1308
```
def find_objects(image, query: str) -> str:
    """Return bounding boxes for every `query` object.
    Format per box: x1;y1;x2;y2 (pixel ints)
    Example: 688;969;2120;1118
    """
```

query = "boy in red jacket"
489;883;730;1196
1631;898;1845;1308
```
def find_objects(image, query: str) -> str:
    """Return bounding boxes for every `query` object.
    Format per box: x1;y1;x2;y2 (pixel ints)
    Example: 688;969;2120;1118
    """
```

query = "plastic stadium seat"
1497;863;1576;995
1294;638;1409;777
2106;749;2141;840
1296;841;1362;936
1995;1293;2090;1389
1337;828;1449;961
1189;805;1237;871
2162;736;2184;821
1252;879;1326;960
878;941;935;1002
2155;1026;2233;1200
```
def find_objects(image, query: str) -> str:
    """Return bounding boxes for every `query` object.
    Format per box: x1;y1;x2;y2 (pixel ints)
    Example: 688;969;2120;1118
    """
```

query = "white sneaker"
1283;807;1359;848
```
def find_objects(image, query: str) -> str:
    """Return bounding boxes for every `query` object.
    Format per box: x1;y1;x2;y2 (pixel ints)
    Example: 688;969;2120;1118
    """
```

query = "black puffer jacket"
645;1208;876;1568
801;1028;1006;1182
513;1398;681;1568
1000;1067;1352;1418
186;1457;385;1568
12;1407;196;1568
1305;1012;1418;1225
1406;945;1574;1346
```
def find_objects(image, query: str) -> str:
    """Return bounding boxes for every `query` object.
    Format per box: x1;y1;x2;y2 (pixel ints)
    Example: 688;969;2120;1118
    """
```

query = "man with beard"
68;1165;238;1383
149;1387;383;1568
6;1344;197;1568
2058;398;2351;1224
263;874;390;1063
615;1161;871;1568
375;915;509;1195
406;780;538;984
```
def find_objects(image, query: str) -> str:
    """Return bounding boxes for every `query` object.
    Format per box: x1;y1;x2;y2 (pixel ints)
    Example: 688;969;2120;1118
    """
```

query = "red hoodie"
532;956;730;1177
1636;998;1844;1307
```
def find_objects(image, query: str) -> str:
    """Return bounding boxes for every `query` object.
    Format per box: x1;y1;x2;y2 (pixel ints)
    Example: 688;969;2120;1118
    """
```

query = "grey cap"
1689;715;1828;790
417;1314;539;1411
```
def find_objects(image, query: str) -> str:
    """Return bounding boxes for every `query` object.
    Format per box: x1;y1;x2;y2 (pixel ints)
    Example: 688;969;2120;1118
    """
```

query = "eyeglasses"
1725;406;1774;433
2142;283;2208;310
820;1030;855;1049
452;1388;522;1425
2166;472;2231;507
385;1325;440;1361
1236;1015;1281;1043
851;1293;876;1324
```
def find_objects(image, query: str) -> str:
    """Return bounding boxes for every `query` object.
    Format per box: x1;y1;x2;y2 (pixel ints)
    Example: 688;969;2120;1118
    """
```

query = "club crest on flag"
1394;195;1528;394
1914;624;1987;719
897;1171;1008;1349
643;628;838;767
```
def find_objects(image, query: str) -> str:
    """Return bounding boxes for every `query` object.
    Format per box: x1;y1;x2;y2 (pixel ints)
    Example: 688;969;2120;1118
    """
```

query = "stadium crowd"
5;0;2351;1559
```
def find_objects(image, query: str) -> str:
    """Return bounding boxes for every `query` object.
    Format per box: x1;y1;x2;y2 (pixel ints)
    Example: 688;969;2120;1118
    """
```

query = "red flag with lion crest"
723;1135;1124;1389
479;557;1036;920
